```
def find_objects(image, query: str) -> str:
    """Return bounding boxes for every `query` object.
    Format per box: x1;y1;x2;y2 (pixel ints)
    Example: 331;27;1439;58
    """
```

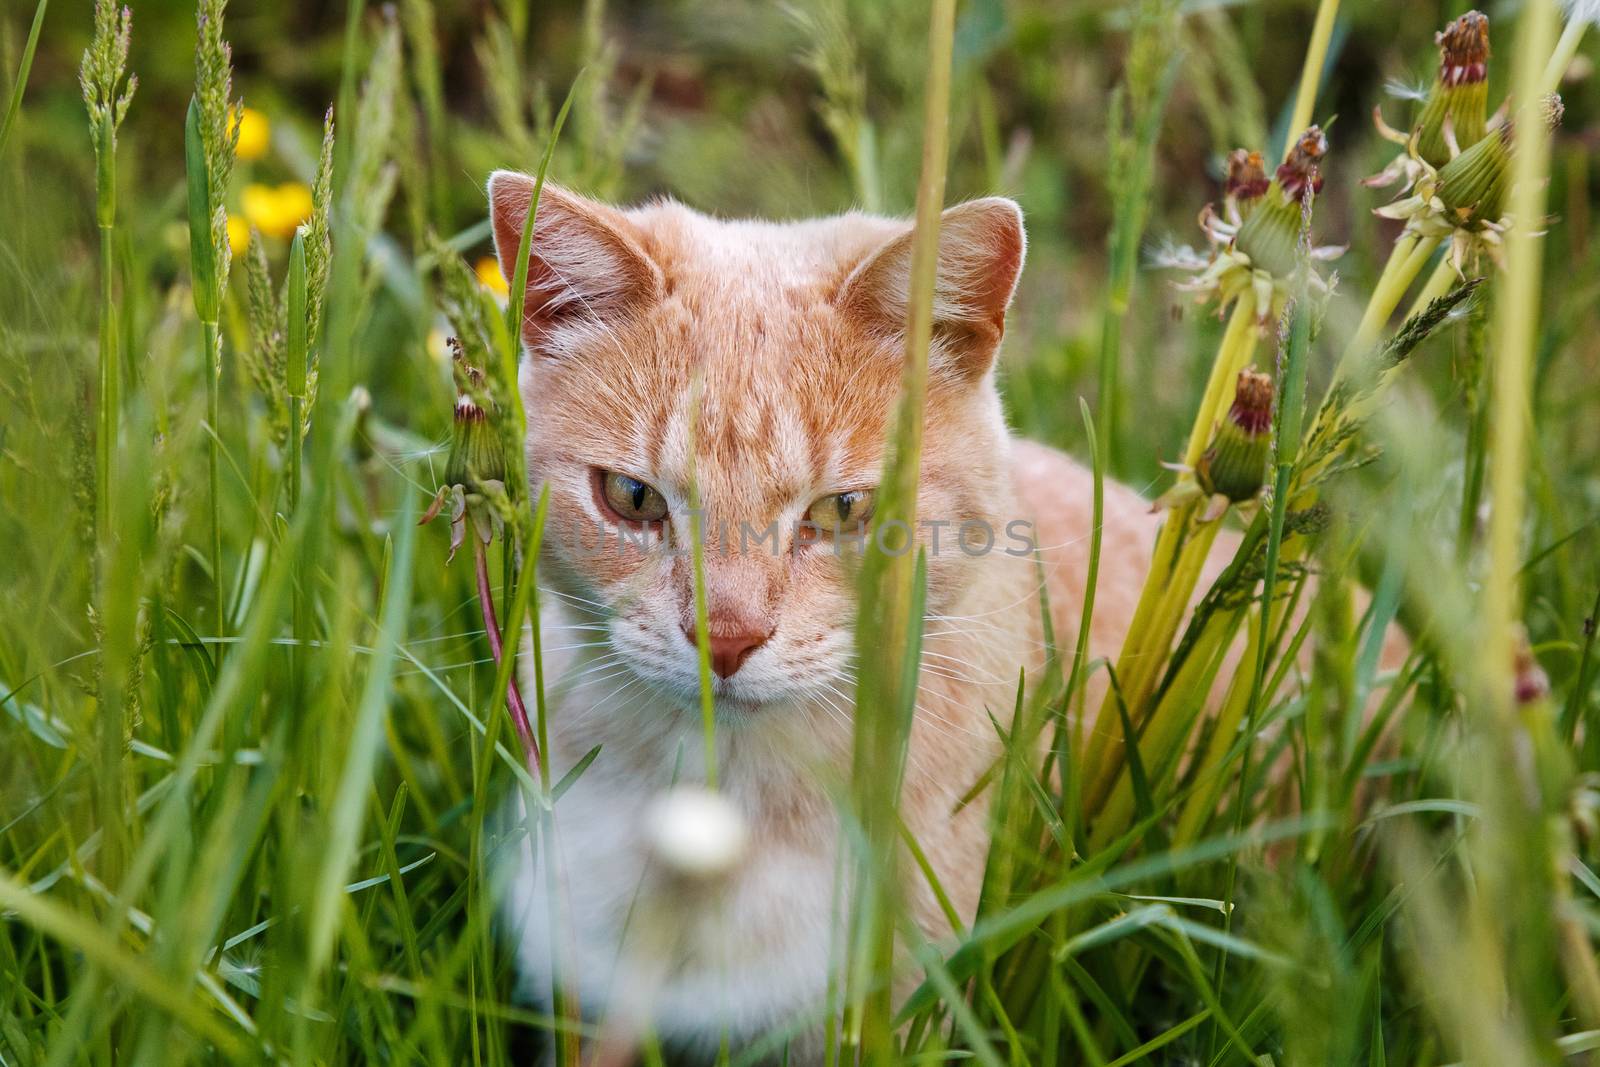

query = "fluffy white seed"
1562;0;1600;28
645;786;748;879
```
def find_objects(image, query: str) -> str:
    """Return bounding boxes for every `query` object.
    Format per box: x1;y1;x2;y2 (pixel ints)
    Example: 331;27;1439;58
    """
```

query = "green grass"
3;0;1600;1063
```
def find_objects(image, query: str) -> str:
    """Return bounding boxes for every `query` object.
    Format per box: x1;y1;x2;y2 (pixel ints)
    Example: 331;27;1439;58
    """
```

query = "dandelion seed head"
646;787;748;880
1561;0;1600;28
1384;76;1430;103
1147;239;1208;272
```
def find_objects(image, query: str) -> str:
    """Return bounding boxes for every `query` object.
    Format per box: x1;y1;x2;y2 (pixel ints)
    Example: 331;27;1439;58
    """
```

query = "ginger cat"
488;172;1181;1058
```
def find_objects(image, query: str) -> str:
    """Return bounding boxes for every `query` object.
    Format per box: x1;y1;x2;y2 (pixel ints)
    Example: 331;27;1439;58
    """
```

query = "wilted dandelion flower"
1375;97;1562;275
1512;625;1552;707
420;342;510;561
242;181;313;239
646;786;748;880
1162;129;1342;326
230;105;269;161
1156;369;1274;521
1223;149;1270;221
1368;12;1492;193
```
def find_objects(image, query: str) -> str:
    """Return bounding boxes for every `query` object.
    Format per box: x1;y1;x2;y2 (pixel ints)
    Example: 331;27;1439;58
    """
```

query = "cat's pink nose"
683;626;773;679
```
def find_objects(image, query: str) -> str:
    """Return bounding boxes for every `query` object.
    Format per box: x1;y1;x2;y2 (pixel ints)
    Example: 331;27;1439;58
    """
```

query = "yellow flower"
474;256;509;300
226;214;251;255
231;106;271;162
242;181;313;239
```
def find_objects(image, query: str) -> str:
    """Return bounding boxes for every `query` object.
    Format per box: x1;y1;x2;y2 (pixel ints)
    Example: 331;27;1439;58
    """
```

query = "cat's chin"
638;674;842;722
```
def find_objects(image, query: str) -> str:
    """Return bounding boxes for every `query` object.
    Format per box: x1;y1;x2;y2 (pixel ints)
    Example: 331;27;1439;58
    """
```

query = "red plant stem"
474;537;541;777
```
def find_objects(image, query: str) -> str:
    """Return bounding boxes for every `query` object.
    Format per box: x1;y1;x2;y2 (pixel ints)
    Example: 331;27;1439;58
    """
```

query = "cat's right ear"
487;171;663;350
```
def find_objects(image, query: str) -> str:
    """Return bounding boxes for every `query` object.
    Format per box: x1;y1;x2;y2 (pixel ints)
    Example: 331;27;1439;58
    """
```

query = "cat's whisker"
917;649;1008;684
561;661;636;692
396;656;494;677
403;629;491;646
539;586;614;613
539;638;617;656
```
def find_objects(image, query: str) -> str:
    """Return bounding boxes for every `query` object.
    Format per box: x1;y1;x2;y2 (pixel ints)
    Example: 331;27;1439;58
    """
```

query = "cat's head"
488;173;1026;715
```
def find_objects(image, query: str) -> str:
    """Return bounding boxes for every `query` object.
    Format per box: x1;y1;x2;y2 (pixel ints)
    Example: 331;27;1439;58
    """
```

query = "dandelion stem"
1340;234;1439;374
1541;15;1588;97
1082;292;1257;813
1407;255;1459;321
1485;0;1559;719
1183;294;1261;469
1284;0;1339;156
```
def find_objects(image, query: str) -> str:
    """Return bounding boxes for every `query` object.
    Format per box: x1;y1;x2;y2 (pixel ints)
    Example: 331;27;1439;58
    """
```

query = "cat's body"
484;173;1181;1055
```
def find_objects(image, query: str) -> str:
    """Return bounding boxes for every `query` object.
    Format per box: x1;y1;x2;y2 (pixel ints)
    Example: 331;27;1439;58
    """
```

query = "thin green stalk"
685;379;718;790
1210;256;1313;1059
1562;584;1600;743
1449;270;1491;562
91;146;138;885
1097;9;1181;473
0;0;48;161
1081;294;1257;812
203;318;225;644
1091;607;1235;848
96;199;118;563
846;1;955;1056
1409;255;1457;317
1541;15;1589;97
1063;398;1106;847
1337;233;1440;378
1168;606;1254;847
1484;0;1559;716
1182;296;1261;470
285;230;307;688
185;95;227;652
501;75;581;533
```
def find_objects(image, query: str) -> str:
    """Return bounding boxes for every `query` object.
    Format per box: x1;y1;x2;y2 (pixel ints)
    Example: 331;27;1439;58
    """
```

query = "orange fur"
488;174;1176;1055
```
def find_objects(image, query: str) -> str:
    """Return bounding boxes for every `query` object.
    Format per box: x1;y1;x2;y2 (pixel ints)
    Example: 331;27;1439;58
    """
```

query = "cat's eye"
804;489;876;533
597;470;669;524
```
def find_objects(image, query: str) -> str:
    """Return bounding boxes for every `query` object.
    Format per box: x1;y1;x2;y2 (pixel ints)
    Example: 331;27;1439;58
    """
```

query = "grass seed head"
80;1;137;223
192;0;240;295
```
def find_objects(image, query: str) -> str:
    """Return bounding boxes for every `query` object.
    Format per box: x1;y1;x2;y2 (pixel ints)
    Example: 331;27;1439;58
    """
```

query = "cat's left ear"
837;198;1025;381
